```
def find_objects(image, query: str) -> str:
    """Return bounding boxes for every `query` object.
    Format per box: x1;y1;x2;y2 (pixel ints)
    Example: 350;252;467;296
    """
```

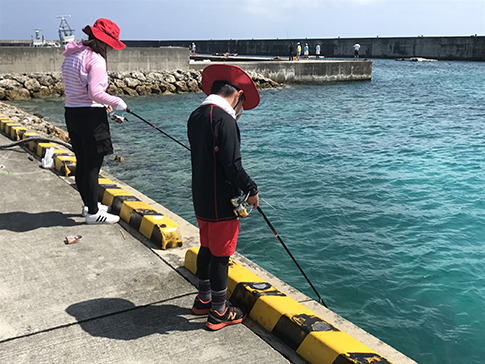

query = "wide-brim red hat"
83;18;125;50
202;64;260;110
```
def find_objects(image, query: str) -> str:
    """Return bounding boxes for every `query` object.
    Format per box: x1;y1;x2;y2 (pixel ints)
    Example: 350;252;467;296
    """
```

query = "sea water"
9;59;485;363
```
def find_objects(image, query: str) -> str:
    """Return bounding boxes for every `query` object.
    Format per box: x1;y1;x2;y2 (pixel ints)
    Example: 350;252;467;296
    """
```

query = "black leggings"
197;246;229;291
75;153;104;214
65;107;113;215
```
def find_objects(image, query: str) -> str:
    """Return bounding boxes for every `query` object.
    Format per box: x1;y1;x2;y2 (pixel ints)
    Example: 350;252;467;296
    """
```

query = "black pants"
197;246;229;291
65;107;113;215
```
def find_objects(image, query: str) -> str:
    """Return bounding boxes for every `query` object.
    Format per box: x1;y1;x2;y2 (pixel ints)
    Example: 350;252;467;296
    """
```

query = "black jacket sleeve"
215;113;258;196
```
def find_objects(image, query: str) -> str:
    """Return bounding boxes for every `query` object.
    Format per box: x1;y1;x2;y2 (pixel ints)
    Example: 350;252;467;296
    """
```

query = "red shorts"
197;218;240;257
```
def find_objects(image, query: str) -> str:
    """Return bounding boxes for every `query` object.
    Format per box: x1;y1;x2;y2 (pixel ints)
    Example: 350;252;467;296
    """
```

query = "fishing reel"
109;112;126;124
231;192;252;218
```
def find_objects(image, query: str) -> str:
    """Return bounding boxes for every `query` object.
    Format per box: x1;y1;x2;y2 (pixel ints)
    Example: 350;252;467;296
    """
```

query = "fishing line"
123;109;328;306
126;109;190;151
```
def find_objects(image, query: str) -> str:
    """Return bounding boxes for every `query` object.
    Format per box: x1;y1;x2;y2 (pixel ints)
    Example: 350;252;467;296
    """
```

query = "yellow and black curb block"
0;115;183;250
185;247;393;364
97;176;183;249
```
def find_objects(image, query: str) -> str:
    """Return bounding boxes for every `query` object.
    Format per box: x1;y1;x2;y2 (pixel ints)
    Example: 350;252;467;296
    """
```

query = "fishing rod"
121;109;328;307
126;109;190;151
257;206;327;307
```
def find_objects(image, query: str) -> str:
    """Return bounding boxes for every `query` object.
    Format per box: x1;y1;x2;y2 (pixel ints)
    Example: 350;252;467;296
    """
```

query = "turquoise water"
9;59;485;363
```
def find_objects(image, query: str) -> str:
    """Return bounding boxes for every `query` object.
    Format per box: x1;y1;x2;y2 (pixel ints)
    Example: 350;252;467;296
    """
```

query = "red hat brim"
202;64;260;110
84;18;126;50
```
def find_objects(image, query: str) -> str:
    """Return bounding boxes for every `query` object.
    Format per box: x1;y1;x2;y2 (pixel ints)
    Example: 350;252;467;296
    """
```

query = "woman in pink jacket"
62;18;127;224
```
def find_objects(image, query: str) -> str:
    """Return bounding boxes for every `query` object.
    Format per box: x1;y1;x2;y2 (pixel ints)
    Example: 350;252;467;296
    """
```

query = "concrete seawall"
191;60;372;83
0;47;189;74
127;35;485;61
0;46;371;86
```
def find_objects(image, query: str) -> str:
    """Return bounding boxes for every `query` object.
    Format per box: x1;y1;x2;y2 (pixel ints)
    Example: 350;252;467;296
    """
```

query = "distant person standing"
288;42;294;61
191;42;197;55
315;44;321;59
353;43;361;60
303;43;309;59
296;42;301;61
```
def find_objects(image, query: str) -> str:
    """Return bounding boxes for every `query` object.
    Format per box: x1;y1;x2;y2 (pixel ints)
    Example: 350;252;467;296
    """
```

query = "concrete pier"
0;104;415;364
0;131;298;364
191;59;372;83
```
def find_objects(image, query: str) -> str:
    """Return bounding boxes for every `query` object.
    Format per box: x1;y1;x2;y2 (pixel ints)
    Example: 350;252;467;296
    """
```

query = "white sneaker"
82;203;111;217
85;210;120;224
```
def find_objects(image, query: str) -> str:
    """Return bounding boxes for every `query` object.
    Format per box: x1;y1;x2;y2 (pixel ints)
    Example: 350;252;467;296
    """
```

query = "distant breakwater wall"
127;36;485;61
0;70;282;101
190;60;372;83
0;47;190;74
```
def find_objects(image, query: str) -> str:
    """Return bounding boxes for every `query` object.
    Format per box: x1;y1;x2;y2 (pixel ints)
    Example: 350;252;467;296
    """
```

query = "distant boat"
396;57;438;62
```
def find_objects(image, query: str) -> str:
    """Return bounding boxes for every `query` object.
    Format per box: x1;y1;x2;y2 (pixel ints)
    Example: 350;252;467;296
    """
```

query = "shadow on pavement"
66;297;202;340
0;211;81;232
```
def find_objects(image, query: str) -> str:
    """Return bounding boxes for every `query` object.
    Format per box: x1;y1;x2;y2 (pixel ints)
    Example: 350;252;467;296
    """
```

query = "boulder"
135;85;152;95
24;78;41;92
107;84;123;96
37;74;54;86
0;79;22;90
13;75;32;84
174;81;188;93
32;86;55;98
52;82;65;95
51;73;63;83
6;88;31;100
123;88;139;96
148;84;161;94
146;72;164;83
131;72;146;81
160;82;176;93
164;74;176;84
125;78;141;88
113;79;126;89
186;79;200;92
174;71;186;81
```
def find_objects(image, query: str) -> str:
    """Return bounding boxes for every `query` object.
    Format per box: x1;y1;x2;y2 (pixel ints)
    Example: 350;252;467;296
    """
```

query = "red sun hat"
83;18;125;50
202;64;260;110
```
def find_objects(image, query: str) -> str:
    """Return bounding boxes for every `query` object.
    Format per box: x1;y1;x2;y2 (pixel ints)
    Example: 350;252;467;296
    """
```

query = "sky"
0;0;484;41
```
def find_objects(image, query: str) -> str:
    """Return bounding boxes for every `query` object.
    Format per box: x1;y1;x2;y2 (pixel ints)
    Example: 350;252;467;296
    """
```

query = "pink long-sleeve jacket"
62;41;125;109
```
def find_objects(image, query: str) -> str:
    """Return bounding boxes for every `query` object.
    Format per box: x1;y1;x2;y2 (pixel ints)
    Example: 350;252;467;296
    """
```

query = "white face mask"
235;106;244;119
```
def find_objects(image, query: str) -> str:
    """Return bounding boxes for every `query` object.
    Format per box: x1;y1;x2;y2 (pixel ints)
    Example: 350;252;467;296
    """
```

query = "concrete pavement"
0;131;301;363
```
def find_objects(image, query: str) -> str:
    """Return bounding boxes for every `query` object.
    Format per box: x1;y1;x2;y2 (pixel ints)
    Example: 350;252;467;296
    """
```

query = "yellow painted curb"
54;155;76;176
10;125;27;141
184;247;393;364
98;176;183;249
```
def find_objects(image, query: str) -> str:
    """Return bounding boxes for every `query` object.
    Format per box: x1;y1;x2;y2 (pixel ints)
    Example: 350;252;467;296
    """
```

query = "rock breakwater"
0;69;283;101
0;101;70;141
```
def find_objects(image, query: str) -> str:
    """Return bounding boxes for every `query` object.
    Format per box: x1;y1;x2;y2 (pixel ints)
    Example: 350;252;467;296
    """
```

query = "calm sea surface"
9;59;485;363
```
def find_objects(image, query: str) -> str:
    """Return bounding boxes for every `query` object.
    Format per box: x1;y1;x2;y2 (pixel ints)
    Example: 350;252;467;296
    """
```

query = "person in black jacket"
187;64;260;330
